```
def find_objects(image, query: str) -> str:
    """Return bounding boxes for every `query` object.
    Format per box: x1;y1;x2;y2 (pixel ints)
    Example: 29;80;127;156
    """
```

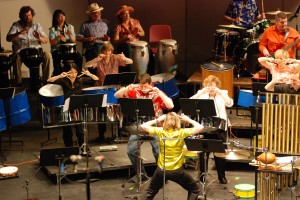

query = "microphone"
289;5;300;22
95;156;105;173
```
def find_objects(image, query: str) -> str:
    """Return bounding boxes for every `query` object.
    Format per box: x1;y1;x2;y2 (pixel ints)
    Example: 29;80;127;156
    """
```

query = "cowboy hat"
115;5;134;16
86;3;103;13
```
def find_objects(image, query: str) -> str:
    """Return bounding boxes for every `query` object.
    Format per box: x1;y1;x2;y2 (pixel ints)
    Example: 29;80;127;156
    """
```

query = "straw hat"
86;3;103;14
115;5;134;16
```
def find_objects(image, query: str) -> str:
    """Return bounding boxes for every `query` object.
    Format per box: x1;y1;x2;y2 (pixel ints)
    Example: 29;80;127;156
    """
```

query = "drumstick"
77;72;85;78
261;0;265;14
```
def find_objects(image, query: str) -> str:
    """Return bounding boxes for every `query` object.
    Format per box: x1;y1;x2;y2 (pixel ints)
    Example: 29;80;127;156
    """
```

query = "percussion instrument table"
187;70;252;93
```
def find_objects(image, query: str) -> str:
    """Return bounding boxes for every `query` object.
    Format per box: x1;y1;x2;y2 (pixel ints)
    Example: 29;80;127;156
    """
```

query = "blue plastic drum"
39;84;64;107
0;99;7;131
151;73;179;99
8;88;31;126
82;86;118;104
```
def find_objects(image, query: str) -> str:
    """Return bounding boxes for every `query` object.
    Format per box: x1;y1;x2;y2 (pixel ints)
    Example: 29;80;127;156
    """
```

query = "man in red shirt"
114;73;174;180
259;12;300;58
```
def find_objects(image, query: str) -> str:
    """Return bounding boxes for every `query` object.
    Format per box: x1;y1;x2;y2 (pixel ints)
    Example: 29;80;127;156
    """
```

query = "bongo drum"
157;39;178;73
201;62;234;98
129;41;149;78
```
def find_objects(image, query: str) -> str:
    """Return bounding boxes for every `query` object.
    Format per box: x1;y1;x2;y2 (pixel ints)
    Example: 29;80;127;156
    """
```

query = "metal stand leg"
198;152;215;200
40;129;57;147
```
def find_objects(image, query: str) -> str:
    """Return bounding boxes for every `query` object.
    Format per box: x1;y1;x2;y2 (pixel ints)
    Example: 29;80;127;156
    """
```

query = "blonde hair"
274;49;289;59
203;75;221;88
100;42;114;53
163;112;181;131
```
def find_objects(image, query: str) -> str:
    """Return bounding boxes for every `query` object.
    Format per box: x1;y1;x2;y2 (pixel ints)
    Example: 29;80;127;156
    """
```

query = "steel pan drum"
129;41;149;78
157;39;178;73
151;73;179;99
201;117;226;133
39;84;64;107
0;99;6;131
201;62;234;98
82;86;118;104
8;88;31;126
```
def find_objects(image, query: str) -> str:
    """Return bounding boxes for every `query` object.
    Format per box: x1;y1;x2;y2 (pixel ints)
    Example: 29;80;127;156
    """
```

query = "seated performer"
258;49;300;93
190;75;233;184
113;5;145;73
49;9;83;76
6;6;53;85
85;42;132;143
114;73;174;179
141;112;203;200
47;63;98;155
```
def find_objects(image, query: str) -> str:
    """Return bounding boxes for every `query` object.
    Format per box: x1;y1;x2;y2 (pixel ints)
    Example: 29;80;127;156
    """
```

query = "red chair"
149;25;172;54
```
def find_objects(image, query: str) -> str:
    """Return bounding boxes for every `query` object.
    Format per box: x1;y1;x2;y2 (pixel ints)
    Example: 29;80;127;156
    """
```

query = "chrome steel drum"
19;47;43;68
157;39;178;73
8;88;31;126
201;117;226;133
82;86;118;104
0;99;6;131
0;50;14;72
151;73;179;99
58;43;77;61
106;104;121;121
254;19;270;37
129;41;149;78
39;84;64;107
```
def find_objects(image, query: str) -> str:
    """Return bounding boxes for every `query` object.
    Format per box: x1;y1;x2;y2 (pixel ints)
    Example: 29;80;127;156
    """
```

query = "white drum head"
0;50;13;56
159;39;177;45
59;43;76;47
129;40;148;47
39;84;63;97
0;166;18;176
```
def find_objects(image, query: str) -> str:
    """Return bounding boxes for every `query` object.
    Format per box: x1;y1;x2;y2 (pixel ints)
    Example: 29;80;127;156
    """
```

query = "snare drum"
8;88;31;126
58;43;77;61
39;84;64;107
129;41;149;78
151;73;179;99
0;166;18;177
157;39;178;73
201;62;234;98
19;47;43;68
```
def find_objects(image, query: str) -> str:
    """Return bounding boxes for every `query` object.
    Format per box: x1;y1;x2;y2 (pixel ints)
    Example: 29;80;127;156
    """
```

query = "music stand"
69;94;103;200
179;98;216;119
103;72;136;86
119;98;155;197
0;87;15;163
185;138;225;200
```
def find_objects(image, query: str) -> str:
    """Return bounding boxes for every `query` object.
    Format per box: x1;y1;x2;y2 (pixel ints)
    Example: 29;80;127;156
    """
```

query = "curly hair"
202;75;221;88
19;6;35;21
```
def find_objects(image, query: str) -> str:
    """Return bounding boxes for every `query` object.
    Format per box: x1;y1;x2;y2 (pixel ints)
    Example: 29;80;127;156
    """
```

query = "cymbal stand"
22;166;42;200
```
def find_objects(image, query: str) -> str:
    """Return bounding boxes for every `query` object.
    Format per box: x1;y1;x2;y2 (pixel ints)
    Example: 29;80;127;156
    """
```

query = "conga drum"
157;39;178;73
201;62;234;98
58;43;77;61
129;41;149;78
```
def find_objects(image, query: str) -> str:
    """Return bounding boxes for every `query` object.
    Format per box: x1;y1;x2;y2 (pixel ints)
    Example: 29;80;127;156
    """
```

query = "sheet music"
63;97;70;112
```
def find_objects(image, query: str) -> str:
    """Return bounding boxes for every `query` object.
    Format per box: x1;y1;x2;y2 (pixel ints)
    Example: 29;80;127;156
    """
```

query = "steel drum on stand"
151;73;179;99
129;41;149;79
157;39;178;73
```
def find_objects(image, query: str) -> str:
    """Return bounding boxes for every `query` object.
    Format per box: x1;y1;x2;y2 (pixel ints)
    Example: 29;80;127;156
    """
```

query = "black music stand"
0;87;15;163
185;138;225;200
119;98;155;198
103;72;136;86
69;94;103;200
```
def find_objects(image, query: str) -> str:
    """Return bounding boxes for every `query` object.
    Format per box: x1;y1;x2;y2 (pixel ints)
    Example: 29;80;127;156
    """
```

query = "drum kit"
212;10;292;78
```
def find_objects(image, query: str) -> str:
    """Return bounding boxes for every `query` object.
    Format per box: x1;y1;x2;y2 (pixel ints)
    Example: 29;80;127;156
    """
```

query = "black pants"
198;130;227;181
144;167;199;200
274;83;300;94
62;124;84;147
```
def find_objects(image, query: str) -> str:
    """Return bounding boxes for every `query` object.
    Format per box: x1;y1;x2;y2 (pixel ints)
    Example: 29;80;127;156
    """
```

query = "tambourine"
0;166;18;177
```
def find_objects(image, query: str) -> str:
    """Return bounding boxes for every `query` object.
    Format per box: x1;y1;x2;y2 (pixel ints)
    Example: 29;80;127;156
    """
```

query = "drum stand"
119;98;155;199
69;93;104;200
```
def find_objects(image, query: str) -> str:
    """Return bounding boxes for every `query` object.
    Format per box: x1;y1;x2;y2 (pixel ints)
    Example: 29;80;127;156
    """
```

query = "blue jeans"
127;134;159;175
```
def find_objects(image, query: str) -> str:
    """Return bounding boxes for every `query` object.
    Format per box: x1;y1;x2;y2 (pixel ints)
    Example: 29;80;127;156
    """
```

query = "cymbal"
218;24;246;30
265;10;291;15
214;149;251;160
